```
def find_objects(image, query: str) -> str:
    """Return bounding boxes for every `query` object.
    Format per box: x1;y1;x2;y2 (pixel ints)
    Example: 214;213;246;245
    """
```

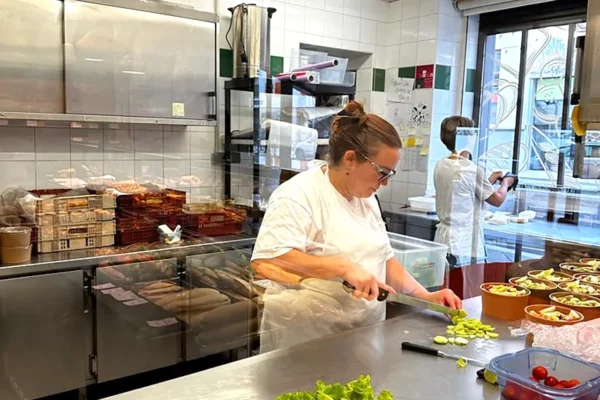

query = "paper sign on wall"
386;78;414;103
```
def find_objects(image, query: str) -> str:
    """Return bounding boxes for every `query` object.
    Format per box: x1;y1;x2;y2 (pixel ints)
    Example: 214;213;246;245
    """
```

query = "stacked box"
31;190;117;253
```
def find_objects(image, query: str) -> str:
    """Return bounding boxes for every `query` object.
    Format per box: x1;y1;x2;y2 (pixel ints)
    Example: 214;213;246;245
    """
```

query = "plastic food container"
488;348;600;400
1;245;32;264
388;232;447;288
481;282;530;321
528;270;574;283
558;281;600;297
0;227;32;248
550;292;600;321
574;273;600;285
509;277;557;305
320;57;349;84
525;304;584;327
408;196;436;213
560;262;600;275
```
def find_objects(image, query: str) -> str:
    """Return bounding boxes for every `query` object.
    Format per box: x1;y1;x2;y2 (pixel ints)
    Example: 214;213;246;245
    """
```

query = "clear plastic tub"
320;56;349;84
408;196;436;213
488;348;600;400
343;71;356;86
290;49;328;71
388;232;448;288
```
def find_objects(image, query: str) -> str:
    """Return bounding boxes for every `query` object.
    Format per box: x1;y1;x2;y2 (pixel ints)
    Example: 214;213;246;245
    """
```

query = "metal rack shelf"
222;77;354;222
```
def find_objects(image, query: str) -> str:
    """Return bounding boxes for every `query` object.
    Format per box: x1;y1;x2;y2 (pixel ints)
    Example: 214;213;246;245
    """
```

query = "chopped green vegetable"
454;337;469;346
433;336;449;345
456;357;468;368
458;309;468;318
275;375;393;400
487;332;499;338
448;337;455;344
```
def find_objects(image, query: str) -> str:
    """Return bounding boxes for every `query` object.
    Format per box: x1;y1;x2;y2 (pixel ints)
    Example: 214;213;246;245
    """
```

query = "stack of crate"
32;190;117;253
178;204;247;237
115;189;186;245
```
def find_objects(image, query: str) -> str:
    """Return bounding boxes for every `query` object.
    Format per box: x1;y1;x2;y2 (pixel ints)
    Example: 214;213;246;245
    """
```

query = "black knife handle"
401;342;440;357
342;281;389;301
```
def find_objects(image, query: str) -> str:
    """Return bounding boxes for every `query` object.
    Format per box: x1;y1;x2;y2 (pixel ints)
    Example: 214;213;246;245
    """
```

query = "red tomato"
532;366;548;380
564;379;581;388
529;376;538;381
544;376;558;387
558;380;570;387
503;383;519;400
554;384;566;389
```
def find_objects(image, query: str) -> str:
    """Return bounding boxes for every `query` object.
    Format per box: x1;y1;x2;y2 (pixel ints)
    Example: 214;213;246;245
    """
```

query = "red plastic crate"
177;207;247;227
184;222;243;237
112;189;186;208
116;229;160;246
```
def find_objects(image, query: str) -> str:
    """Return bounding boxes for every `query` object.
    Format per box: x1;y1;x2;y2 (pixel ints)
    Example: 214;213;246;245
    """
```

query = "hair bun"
343;101;365;117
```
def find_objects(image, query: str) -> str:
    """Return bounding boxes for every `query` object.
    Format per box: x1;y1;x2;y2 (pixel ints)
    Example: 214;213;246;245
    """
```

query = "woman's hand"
421;289;462;310
342;264;395;301
488;171;505;184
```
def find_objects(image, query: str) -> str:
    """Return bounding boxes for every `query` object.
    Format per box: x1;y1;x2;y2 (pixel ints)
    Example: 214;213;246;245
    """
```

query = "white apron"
259;168;391;353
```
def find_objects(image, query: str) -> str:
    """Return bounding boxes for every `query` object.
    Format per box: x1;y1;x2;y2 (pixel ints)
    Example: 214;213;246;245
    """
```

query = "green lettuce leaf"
276;375;392;400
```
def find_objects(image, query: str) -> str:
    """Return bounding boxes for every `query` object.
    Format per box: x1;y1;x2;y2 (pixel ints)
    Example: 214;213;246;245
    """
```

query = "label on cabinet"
147;317;178;328
93;283;115;290
110;290;140;302
172;102;185;117
123;298;148;306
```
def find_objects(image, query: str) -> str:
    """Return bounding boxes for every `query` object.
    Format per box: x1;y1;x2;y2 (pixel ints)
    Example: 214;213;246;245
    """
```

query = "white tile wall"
343;0;362;17
402;0;420;20
0;125;220;195
360;18;378;44
342;15;361;42
0;127;35;161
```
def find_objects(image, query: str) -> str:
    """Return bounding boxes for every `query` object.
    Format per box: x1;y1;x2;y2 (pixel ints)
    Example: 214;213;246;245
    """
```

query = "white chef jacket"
433;157;495;264
252;160;395;352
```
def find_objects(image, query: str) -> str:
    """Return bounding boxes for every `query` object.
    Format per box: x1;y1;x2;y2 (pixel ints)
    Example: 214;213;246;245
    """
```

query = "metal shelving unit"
222;77;354;222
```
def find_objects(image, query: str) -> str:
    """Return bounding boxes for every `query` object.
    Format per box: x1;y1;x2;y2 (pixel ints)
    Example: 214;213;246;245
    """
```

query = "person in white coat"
433;116;515;298
251;101;462;352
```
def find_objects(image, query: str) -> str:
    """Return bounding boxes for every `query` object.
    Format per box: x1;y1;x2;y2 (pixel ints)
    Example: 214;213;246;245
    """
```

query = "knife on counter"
342;281;460;317
401;342;487;367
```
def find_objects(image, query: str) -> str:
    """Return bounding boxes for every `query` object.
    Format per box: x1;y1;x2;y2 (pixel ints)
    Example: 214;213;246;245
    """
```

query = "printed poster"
415;65;434;89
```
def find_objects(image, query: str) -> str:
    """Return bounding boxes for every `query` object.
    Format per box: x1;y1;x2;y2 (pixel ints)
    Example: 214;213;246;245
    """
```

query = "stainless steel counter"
0;236;256;279
105;298;524;400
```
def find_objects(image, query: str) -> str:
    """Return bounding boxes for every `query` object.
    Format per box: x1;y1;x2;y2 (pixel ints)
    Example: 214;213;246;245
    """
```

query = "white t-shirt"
253;161;395;352
433;157;495;261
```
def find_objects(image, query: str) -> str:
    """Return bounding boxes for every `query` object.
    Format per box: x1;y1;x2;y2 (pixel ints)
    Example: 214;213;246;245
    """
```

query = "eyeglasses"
359;153;396;182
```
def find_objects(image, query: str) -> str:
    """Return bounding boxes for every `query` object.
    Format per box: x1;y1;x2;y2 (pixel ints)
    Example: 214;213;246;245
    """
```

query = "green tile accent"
220;48;233;78
270;56;284;77
372;68;386;92
465;68;476;93
434;64;452;90
398;66;416;79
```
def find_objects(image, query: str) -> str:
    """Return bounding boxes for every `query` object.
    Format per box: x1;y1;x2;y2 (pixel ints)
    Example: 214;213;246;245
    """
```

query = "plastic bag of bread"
155;288;230;313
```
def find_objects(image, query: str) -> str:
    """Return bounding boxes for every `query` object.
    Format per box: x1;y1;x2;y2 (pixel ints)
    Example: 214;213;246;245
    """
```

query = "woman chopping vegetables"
251;101;461;352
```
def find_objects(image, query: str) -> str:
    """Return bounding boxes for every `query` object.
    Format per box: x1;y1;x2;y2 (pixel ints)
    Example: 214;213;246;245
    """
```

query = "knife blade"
401;342;487;367
342;281;460;317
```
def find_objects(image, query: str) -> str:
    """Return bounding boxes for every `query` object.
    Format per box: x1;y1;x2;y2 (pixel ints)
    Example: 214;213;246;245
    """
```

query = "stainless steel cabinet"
64;1;217;120
0;0;64;113
0;271;87;399
95;259;181;382
185;251;257;361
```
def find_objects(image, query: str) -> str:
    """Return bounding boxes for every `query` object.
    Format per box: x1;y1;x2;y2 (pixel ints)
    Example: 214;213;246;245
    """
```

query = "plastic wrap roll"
291;59;338;72
291;73;315;82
